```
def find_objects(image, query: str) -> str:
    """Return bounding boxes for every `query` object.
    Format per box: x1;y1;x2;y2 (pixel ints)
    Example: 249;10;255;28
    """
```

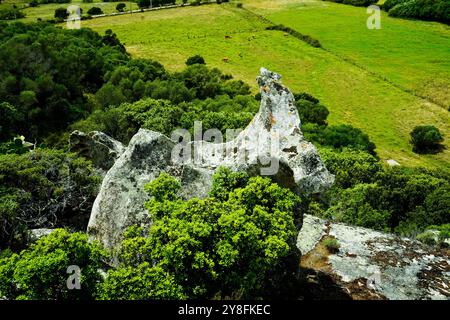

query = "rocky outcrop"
87;68;334;251
69;130;125;174
297;215;450;300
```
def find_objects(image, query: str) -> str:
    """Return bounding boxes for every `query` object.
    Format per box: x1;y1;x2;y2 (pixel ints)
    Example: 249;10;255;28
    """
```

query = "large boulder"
297;215;450;300
69;130;125;174
87;68;334;251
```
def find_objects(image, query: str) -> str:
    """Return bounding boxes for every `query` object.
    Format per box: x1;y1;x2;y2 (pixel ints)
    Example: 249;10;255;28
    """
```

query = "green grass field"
78;1;450;170
245;0;450;108
0;0;137;22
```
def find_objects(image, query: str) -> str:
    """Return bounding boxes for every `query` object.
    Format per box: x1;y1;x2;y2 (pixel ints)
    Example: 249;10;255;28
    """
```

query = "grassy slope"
246;0;450;108
80;3;450;169
1;0;137;22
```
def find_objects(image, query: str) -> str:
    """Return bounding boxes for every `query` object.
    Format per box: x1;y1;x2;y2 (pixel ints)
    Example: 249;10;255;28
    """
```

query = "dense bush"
305;124;377;156
87;7;103;15
383;0;410;11
319;148;381;188
326;0;378;6
0;23;129;142
0;229;107;300
0;149;100;248
0;8;26;20
100;168;301;299
342;0;378;6
38;0;71;3
386;0;450;24
116;3;126;12
136;0;176;8
185;54;206;66
410;125;444;153
294;92;329;126
321;163;450;234
54;7;68;19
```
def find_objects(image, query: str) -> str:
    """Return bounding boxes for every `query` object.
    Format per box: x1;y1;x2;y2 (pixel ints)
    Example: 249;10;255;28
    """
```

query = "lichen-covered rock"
87;68;334;251
69;130;125;173
298;215;450;300
28;228;55;242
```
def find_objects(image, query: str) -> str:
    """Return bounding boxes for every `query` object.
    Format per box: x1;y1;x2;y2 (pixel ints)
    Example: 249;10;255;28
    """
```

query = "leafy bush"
0;8;26;20
136;0;176;8
294;92;329;126
116;3;126;12
0;149;100;248
383;0;410;11
54;7;68;19
319;148;382;188
387;0;450;24
0;229;107;300
186;54;205;66
326;183;392;231
100;168;301;299
305;124;377;156
410;125;444;153
323;237;340;253
87;7;103;15
326;0;378;6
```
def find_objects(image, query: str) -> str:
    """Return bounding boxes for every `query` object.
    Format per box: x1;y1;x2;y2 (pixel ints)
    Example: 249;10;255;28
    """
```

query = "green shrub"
319;148;381;188
0;229;107;300
54;7;68;19
0;149;100;248
383;0;410;11
185;54;205;66
410;125;444;153
323;237;340;253
309;124;377;156
326;0;377;6
387;0;450;24
116;3;126;12
87;7;103;15
294;93;329;126
100;170;301;299
0;8;26;20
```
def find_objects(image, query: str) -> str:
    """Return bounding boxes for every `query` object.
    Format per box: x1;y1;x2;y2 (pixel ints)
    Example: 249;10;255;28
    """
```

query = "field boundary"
239;5;448;110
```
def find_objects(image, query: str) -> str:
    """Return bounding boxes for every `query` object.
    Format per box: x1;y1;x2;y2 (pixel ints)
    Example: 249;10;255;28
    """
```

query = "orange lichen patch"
261;85;270;93
271;115;277;125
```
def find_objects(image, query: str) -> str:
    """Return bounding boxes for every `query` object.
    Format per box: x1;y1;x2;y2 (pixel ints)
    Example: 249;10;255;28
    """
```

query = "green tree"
185;54;206;66
410;125;444;153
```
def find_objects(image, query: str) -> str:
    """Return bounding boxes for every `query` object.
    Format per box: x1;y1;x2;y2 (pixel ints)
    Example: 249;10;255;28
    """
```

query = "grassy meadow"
0;0;137;22
77;1;450;170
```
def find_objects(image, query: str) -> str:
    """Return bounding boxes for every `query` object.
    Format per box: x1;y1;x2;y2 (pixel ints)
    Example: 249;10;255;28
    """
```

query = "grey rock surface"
69;130;125;174
87;68;334;251
28;228;55;242
298;215;450;300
